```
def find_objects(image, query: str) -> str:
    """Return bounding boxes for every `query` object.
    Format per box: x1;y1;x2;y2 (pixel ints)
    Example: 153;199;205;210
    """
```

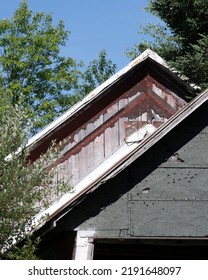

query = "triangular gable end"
37;87;208;260
29;49;204;230
28;49;194;161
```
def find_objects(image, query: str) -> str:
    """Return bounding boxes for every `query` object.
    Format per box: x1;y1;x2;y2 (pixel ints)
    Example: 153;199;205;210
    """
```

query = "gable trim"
34;87;208;229
26;49;194;151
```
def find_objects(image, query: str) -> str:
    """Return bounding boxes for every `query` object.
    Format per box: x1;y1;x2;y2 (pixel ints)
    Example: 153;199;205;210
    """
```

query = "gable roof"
27;49;195;158
34;86;208;229
30;50;208;230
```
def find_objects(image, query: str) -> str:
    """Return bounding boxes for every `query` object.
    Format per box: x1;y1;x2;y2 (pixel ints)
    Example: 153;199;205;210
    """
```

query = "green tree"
0;0;81;131
0;1;117;132
0;2;116;259
0;92;69;259
128;0;208;90
5;237;40;260
77;49;117;99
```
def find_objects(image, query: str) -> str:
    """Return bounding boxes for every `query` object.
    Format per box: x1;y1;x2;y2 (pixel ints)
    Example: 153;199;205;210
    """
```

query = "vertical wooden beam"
73;231;95;260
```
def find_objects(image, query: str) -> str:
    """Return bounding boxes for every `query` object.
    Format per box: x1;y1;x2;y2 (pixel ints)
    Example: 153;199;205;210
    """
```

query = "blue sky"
0;0;160;70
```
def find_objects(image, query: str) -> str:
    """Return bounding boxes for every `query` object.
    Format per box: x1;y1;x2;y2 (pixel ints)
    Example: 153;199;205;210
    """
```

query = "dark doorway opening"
93;238;208;260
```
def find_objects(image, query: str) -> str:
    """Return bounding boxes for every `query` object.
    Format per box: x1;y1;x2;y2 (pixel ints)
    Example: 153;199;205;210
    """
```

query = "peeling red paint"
28;68;189;187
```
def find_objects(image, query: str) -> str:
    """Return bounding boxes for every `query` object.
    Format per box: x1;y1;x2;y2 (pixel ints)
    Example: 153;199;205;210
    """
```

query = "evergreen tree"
128;0;208;90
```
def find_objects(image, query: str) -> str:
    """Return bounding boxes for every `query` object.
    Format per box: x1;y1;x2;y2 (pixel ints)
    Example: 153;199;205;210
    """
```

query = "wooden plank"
166;94;176;109
78;146;88;179
77;128;86;142
63;115;104;156
65;157;73;186
104;102;119;122
104;122;119;158
93;133;105;167
62;135;76;154
118;117;126;145
86;141;94;172
119;97;128;109
124;120;138;140
141;112;148;122
152;83;165;99
118;98;129;145
70;154;79;184
86;115;103;135
128;91;141;102
63;132;79;155
73;231;94;260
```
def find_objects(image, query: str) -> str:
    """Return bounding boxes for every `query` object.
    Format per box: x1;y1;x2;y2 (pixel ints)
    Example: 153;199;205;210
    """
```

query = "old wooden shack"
29;49;208;259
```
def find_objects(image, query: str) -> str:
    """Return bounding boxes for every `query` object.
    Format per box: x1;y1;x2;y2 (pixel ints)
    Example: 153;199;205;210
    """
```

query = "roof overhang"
27;49;196;155
34;87;208;230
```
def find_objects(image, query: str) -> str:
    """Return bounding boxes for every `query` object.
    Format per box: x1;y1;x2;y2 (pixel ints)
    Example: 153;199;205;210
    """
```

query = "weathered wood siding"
57;102;208;237
58;75;187;186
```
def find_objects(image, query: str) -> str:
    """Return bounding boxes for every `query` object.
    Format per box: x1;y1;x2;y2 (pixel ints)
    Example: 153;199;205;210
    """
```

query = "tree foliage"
0;1;117;259
128;0;208;90
0;1;117;132
0;93;70;258
77;49;116;99
0;0;81;131
5;237;40;260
